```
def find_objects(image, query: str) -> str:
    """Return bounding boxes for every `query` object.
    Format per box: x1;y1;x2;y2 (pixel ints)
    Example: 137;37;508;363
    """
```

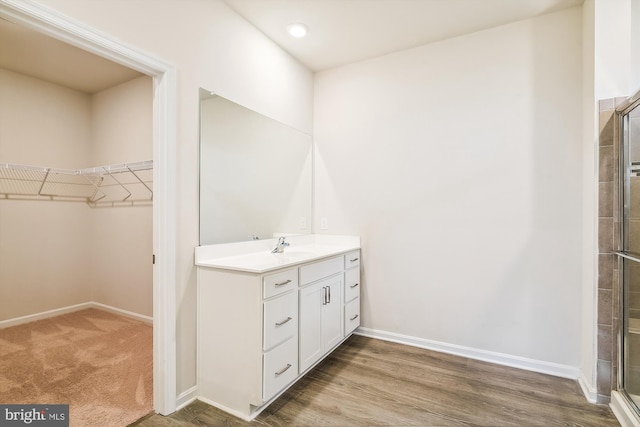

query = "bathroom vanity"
195;234;361;420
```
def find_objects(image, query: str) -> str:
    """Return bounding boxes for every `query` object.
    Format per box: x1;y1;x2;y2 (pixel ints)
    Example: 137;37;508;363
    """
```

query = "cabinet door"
299;275;344;373
322;277;343;351
299;280;325;373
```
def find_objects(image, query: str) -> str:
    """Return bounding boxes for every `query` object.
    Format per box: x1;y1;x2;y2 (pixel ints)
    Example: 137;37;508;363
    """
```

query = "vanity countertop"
195;234;360;273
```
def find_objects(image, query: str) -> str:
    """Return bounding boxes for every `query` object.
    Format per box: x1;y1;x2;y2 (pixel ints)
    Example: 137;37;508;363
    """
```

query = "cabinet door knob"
350;314;359;321
275;279;292;287
275;363;292;376
350;283;359;288
275;317;293;327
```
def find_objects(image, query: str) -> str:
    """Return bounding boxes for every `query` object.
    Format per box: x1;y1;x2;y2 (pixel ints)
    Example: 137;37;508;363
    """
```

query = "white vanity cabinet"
196;236;361;421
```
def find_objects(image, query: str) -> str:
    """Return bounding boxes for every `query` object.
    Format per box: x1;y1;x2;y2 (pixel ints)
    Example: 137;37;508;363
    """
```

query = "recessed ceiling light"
286;23;308;38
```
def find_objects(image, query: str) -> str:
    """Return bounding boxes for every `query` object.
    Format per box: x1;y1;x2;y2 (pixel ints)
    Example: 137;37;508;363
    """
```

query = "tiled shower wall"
598;98;620;404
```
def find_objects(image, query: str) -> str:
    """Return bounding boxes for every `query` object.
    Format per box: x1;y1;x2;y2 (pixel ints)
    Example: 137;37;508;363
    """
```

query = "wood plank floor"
130;335;620;426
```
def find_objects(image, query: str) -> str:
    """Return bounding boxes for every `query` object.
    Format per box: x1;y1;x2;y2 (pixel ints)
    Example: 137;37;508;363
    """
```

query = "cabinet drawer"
344;298;360;336
263;268;298;299
263;291;298;351
263;336;298;401
344;250;361;269
300;256;342;285
344;268;360;303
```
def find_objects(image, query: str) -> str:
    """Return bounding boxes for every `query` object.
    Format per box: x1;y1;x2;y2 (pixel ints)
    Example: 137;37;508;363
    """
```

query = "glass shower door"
619;100;640;411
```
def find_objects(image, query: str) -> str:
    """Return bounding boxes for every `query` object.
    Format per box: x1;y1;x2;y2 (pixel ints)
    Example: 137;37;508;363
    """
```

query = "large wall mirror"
199;89;312;245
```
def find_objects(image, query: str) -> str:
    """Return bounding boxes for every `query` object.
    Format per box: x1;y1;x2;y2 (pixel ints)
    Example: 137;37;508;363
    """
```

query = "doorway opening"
0;0;177;416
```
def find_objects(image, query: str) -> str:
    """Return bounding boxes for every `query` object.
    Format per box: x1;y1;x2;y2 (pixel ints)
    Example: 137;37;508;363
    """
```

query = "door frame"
0;0;178;415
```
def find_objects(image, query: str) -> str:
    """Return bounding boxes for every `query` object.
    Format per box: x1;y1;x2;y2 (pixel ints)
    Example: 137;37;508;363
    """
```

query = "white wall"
314;8;583;367
0;69;93;320
0;69;91;167
90;76;153;316
35;0;314;397
632;0;640;90
91;76;152;164
594;0;632;100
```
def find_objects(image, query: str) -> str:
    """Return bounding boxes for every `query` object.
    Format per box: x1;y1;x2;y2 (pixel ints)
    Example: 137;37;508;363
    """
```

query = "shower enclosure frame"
615;89;640;423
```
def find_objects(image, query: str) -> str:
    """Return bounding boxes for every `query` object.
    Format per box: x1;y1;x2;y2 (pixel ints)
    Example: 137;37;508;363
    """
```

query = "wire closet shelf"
0;160;153;207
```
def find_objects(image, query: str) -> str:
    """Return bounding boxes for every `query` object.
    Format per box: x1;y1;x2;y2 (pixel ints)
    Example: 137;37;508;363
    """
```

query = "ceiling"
0;0;584;92
0;17;142;94
222;0;584;71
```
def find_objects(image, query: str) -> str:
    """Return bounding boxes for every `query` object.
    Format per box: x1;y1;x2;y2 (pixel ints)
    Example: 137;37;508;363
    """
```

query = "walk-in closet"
0;17;154;426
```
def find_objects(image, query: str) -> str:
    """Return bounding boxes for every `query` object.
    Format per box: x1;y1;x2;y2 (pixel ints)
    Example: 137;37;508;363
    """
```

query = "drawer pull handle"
350;314;359;321
275;279;292;287
275;363;292;376
350;283;359;288
350;257;359;262
275;317;293;326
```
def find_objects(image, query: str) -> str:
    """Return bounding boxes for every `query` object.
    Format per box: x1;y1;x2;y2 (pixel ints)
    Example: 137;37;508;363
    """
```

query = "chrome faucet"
271;236;290;253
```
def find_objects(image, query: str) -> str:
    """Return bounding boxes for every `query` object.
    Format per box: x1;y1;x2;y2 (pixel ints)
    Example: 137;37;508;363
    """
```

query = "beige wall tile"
600;146;614;182
600;111;614;147
600;98;615;111
600;182;614;218
599;218;614;253
599;289;613;326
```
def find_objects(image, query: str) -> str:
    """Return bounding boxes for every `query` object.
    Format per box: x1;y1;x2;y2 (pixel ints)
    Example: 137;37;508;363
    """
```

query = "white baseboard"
355;327;581;380
0;302;152;329
0;302;93;329
91;302;152;324
578;372;598;403
611;391;640;427
176;386;198;411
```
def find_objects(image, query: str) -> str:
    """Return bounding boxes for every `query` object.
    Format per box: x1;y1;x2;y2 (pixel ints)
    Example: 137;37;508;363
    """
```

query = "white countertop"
195;234;360;273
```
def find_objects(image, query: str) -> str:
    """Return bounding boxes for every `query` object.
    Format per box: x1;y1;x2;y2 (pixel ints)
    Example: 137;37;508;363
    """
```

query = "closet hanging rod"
1;162;77;175
0;160;153;175
80;160;153;175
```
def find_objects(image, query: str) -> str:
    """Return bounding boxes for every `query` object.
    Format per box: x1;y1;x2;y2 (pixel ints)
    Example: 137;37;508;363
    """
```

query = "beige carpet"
0;308;153;427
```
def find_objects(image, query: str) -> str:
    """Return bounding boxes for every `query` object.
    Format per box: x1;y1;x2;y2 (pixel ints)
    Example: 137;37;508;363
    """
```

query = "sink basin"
273;248;315;257
204;248;318;272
